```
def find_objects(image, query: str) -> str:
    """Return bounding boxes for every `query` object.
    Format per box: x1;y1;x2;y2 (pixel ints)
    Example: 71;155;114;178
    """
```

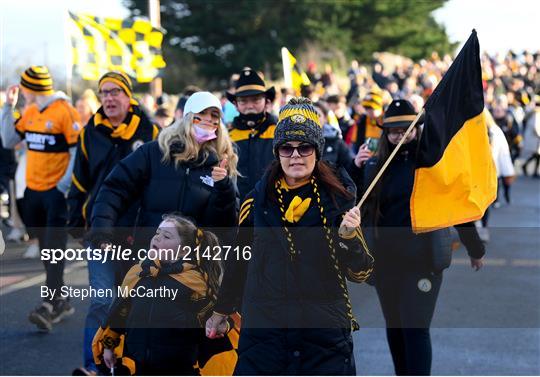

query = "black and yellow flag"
281;47;311;95
411;30;497;233
68;12;166;83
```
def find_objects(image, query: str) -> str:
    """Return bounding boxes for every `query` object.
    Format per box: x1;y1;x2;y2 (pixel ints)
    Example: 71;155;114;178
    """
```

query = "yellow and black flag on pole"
281;47;311;95
411;30;497;233
68;12;166;83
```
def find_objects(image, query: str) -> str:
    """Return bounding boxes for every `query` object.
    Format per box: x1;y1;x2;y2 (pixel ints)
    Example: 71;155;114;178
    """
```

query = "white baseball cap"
183;91;222;116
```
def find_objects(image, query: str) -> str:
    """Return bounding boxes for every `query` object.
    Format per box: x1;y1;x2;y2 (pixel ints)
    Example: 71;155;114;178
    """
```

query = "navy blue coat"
215;167;374;375
90;140;238;246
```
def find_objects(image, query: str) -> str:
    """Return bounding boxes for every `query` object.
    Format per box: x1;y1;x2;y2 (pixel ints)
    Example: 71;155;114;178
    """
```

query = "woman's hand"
341;206;361;229
205;312;229;339
503;175;515;185
470;257;484;271
103;348;116;369
354;144;373;168
212;158;228;182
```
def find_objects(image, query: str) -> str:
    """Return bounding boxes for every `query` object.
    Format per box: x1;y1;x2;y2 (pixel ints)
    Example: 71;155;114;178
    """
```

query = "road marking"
0;275;26;288
453;258;539;267
0;261;86;296
511;259;540;267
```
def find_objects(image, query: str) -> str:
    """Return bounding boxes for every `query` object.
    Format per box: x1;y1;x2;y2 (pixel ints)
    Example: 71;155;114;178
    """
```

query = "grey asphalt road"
350;175;540;375
0;176;538;375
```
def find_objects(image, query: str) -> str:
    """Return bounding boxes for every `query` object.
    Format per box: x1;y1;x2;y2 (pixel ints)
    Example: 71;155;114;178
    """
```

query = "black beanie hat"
273;97;324;159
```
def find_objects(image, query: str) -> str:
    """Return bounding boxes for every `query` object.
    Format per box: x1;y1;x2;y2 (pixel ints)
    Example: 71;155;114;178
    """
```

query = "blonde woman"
88;91;239;248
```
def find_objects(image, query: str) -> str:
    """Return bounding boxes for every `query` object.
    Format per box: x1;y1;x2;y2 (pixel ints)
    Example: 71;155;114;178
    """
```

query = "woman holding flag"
356;99;486;375
206;97;374;375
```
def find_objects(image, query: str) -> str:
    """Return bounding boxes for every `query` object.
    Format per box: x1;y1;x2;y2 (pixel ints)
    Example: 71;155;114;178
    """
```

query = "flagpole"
339;109;425;237
149;0;162;99
63;10;73;99
281;47;292;89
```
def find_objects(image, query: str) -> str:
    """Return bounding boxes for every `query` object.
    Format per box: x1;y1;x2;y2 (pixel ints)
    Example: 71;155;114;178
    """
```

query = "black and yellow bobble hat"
20;66;54;95
361;90;383;111
273;97;325;159
98;71;133;98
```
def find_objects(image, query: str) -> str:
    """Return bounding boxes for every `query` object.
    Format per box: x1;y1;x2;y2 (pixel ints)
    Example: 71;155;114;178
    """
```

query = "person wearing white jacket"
521;101;540;177
480;109;515;239
488;113;516;181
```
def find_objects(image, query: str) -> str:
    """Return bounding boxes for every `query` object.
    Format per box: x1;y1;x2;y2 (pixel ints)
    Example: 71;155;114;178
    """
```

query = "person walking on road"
355;99;486;375
68;71;159;376
0;66;81;332
94;214;223;375
206;97;374;375
88;91;238;249
522;96;540;178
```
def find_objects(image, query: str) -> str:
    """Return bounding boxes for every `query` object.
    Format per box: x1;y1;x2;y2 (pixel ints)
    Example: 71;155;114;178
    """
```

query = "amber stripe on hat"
278;107;321;127
384;114;417;123
98;71;133;98
235;84;267;93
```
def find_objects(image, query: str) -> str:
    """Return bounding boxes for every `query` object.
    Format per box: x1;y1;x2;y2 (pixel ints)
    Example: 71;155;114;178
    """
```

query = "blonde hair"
158;112;239;177
80;89;100;113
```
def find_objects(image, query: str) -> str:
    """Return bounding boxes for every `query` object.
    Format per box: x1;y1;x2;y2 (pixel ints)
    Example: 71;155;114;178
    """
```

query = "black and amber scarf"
93;99;157;140
91;259;208;375
275;175;361;331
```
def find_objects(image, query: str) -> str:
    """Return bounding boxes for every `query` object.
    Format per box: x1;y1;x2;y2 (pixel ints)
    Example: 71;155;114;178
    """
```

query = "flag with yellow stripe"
411;30;497;233
68;11;166;83
281;47;311;95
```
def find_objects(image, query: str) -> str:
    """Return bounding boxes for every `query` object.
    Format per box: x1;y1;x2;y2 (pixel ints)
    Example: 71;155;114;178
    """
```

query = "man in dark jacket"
227;69;277;200
68;71;159;376
68;71;159;236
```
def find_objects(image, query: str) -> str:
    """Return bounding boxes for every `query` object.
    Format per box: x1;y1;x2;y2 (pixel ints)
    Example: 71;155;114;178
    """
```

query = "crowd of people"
0;47;538;376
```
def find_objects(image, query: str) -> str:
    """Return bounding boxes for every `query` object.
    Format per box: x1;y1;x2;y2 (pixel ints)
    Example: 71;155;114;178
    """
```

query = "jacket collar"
169;141;219;168
254;166;356;221
37;91;71;112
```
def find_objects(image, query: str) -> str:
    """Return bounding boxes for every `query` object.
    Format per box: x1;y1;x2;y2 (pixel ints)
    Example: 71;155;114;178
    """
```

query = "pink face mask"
193;124;217;143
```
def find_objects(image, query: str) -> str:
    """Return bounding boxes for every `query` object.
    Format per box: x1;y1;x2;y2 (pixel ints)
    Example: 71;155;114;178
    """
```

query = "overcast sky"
1;0;538;88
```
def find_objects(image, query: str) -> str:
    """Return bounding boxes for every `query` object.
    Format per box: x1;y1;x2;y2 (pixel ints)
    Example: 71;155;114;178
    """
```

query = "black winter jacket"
215;168;374;375
104;262;206;375
322;126;354;170
67;105;159;236
229;113;277;200
89;140;238;246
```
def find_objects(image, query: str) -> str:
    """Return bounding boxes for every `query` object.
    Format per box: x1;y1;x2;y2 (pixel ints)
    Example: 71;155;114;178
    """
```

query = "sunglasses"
277;144;315;158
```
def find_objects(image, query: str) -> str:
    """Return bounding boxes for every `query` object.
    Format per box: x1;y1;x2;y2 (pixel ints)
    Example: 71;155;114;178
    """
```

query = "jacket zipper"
178;167;190;211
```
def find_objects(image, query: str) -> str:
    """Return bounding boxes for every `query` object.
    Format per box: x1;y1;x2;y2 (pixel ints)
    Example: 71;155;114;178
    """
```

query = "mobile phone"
366;138;379;152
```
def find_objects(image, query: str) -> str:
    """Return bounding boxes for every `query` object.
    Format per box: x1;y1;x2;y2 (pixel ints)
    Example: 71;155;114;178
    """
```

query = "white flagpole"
64;9;73;99
281;47;293;89
149;0;162;99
